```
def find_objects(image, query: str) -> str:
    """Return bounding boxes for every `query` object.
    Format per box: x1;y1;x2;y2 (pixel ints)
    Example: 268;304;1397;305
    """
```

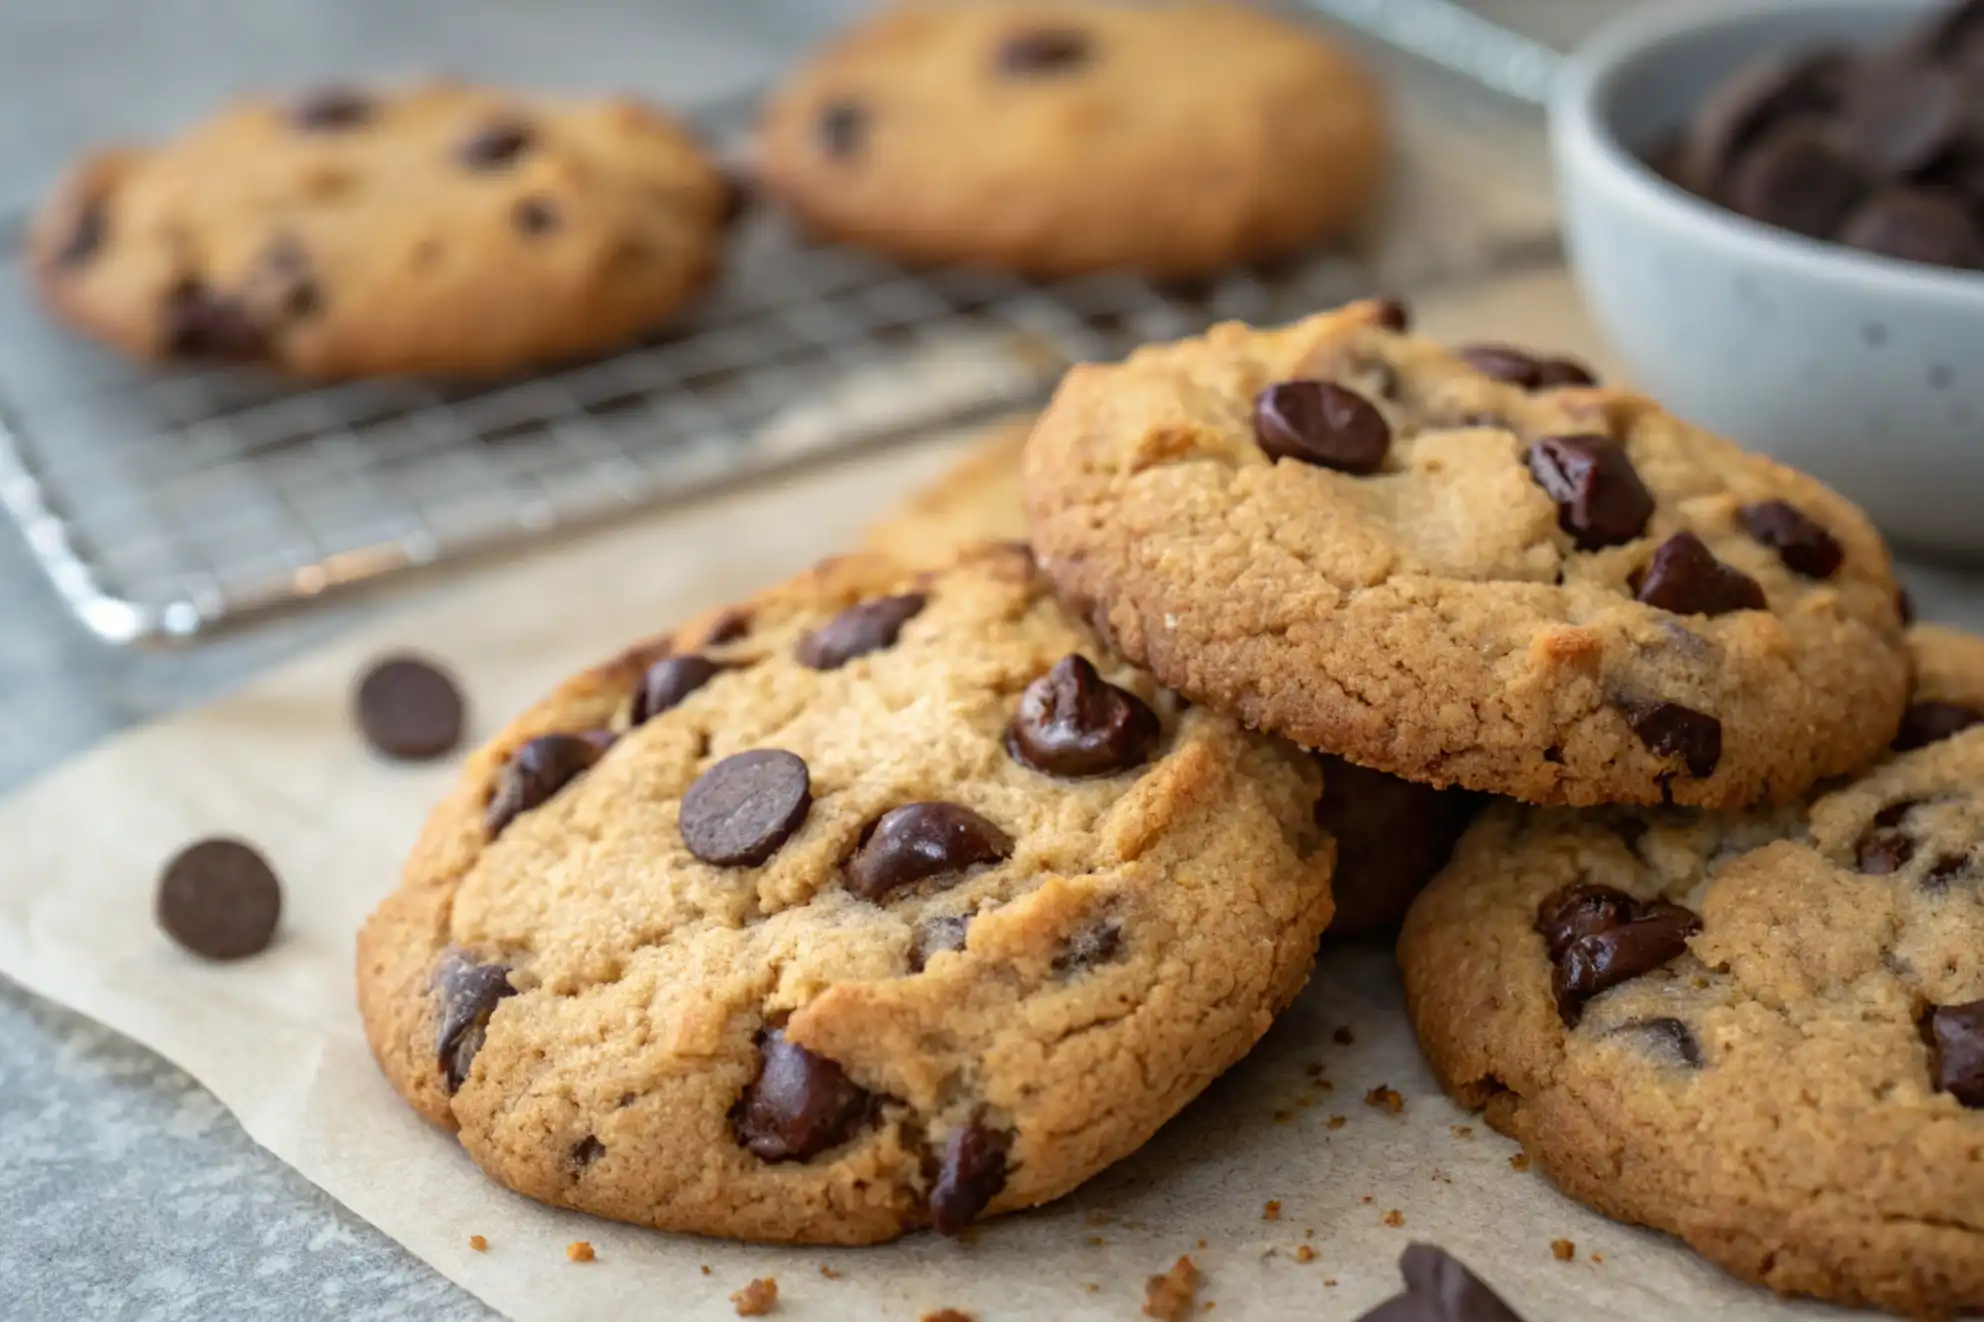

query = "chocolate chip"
1611;1016;1703;1067
570;1135;605;1168
1006;655;1160;778
1372;296;1411;332
1856;800;1920;874
55;199;107;268
844;803;1013;903
1526;435;1655;550
1841;64;1964;178
1895;700;1984;751
930;1118;1011;1235
1737;500;1843;579
1252;381;1391;475
458;121;533;170
909;914;972;972
512;196;560;236
997;26;1091;74
1926;853;1971;890
292;86;374;131
735;1027;868;1161
795;594;926;670
1458;344;1596;391
1836;187;1984;268
1314;757;1478;940
817;100;866;158
249;237;322;323
704;607;751;644
1053;920;1123;974
485;733;608;838
1535;883;1700;1026
354;655;465;761
631;654;724;725
1622;701;1722;779
681;749;811;867
1929;1001;1984;1107
155;839;282;960
433;950;517;1093
1897;587;1917;626
1355;1242;1527;1322
1726;121;1868;239
1632;532;1767;617
1676;50;1847;196
164;279;265;359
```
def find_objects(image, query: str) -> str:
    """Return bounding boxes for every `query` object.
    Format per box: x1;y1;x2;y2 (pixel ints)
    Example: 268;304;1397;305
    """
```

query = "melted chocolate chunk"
1252;380;1391;474
164;279;265;360
1737;500;1843;579
1622;701;1722;780
1929;1001;1984;1107
569;1135;606;1168
1006;655;1160;778
1459;343;1596;391
929;1118;1011;1235
1535;883;1700;1026
1526;435;1654;550
844;803;1013;902
735;1028;869;1161
795;594;926;670
632;654;724;725
997;26;1092;74
433;950;518;1093
1632;532;1767;617
458;120;534;169
485;733;608;838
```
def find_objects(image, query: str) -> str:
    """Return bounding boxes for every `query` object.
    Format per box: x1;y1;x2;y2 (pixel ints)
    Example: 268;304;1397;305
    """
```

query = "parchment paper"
0;274;1931;1320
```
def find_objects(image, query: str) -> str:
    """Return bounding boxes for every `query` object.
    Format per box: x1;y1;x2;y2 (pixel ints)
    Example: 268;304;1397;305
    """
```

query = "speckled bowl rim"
1552;0;1984;304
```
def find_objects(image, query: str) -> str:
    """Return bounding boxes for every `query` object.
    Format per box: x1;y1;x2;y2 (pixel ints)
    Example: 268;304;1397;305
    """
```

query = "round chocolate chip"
1675;49;1847;196
156;838;282;961
1726;121;1868;239
1005;654;1160;778
1894;700;1983;751
930;1118;1011;1235
1252;380;1391;475
844;803;1013;902
485;732;610;838
1632;532;1767;617
1622;700;1722;779
1840;62;1964;178
632;654;724;725
458;120;533;170
681;749;812;867
292;86;375;132
1738;500;1844;579
817;100;867;158
354;654;466;761
1835;187;1984;269
735;1027;870;1162
795;594;926;671
1526;435;1655;550
997;26;1092;74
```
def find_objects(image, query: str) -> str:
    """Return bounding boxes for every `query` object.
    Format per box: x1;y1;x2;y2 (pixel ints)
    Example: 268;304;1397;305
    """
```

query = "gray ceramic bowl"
1552;0;1984;560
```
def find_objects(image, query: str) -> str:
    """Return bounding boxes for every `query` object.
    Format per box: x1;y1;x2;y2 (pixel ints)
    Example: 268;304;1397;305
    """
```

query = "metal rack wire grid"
0;12;1563;646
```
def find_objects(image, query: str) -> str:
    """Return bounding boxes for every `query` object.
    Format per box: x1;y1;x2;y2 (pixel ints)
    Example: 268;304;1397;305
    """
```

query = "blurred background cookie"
27;81;736;379
756;1;1387;279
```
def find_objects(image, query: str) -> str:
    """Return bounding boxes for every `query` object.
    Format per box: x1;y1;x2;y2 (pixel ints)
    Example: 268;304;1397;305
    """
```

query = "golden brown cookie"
28;81;732;379
1025;297;1911;809
1398;627;1984;1317
860;415;1035;565
357;545;1335;1244
755;1;1386;279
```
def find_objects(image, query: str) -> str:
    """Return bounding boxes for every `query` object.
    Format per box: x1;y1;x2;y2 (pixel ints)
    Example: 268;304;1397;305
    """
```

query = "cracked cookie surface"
357;544;1335;1243
1024;297;1910;808
755;1;1385;279
1398;627;1984;1317
28;80;730;379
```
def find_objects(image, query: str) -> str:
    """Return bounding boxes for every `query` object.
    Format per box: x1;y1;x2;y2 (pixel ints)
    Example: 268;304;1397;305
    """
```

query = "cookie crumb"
1143;1256;1200;1321
566;1241;594;1263
467;1234;488;1252
1195;1238;1207;1250
731;1277;778;1316
1261;1200;1281;1221
1087;1235;1108;1247
1358;1195;1374;1205
1304;1228;1315;1239
1084;1284;1101;1294
1552;1239;1576;1262
1333;1026;1355;1045
1325;1115;1347;1130
819;1264;842;1280
921;1310;973;1322
1591;1253;1605;1264
1510;1153;1531;1172
1364;1085;1404;1114
701;1264;712;1276
1323;1278;1338;1288
1451;1125;1474;1139
1293;1245;1317;1264
1382;1209;1404;1228
1272;1109;1293;1123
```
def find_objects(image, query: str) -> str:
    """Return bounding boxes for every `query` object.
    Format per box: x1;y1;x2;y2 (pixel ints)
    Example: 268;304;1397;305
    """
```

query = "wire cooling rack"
0;3;1567;646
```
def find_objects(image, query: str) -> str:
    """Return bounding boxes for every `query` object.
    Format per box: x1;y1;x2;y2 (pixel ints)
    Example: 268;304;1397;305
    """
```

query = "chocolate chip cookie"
755;1;1386;279
1025;297;1911;808
356;545;1336;1243
1397;626;1984;1316
28;81;732;379
860;415;1035;565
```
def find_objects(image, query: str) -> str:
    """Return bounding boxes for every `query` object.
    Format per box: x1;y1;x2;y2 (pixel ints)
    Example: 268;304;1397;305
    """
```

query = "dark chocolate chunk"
1252;380;1391;474
735;1028;869;1161
930;1118;1011;1235
1353;1242;1527;1322
818;100;867;158
1894;700;1984;751
569;1135;605;1168
354;654;466;761
164;279;265;360
795;594;926;670
1005;654;1160;778
1526;435;1655;550
1726;121;1868;239
631;654;724;725
1840;63;1964;179
1836;187;1984;269
433;950;517;1093
485;732;609;838
1856;800;1920;874
1675;49;1847;196
1929;1001;1984;1107
844;803;1013;902
1372;296;1411;332
1623;701;1723;779
680;749;812;867
704;606;752;644
1633;532;1767;617
1458;344;1596;391
909;914;973;972
155;838;283;961
1737;500;1843;579
997;26;1092;74
292;86;375;131
458;120;533;170
1611;1016;1704;1067
1535;882;1700;1025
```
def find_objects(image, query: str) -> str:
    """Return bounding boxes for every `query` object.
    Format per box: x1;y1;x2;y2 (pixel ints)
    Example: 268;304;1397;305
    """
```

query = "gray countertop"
6;4;1959;1320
